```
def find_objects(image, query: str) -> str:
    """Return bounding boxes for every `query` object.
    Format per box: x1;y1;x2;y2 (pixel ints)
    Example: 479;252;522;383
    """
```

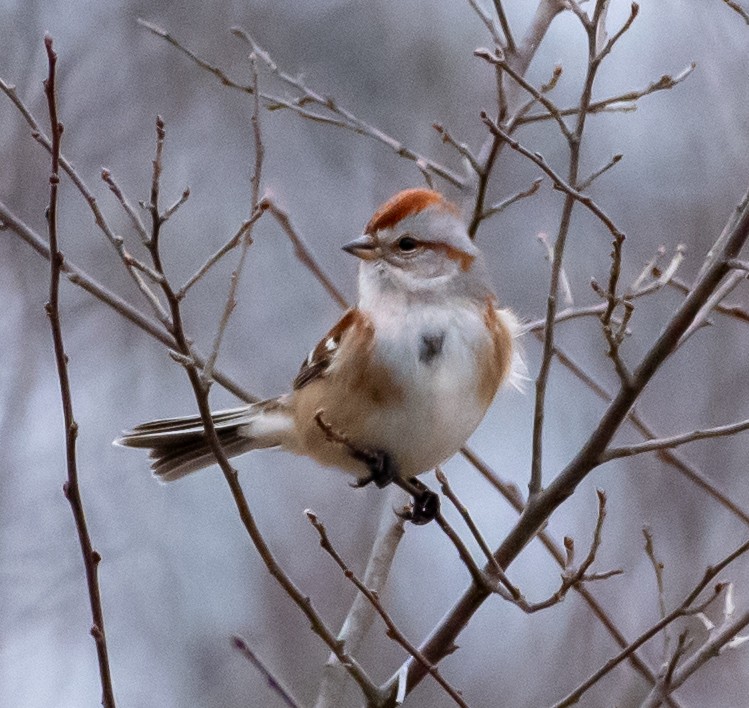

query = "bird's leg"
313;410;438;523
396;476;440;525
349;448;398;489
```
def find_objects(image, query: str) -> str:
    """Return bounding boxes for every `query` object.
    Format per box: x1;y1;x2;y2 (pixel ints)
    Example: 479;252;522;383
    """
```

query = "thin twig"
481;177;542;220
516;63;697;126
466;0;565;237
667;275;749;324
42;35;116;708
548;338;749;527
678;269;746;346
433;123;482;175
177;209;265;297
492;0;517;51
639;595;749;706
552;555;740;708
721;0;749;24
602;418;749;462
262;199;348;309
643;527;671;663
465;0;504;47
306;510;469;708
202;52;264;385
136;19;463;188
436;469;521;600
315;492;407;708
599;232;633;385
0;76;170;324
475;47;574;142
578;153;623;191
231;636;302;708
480;114;625;240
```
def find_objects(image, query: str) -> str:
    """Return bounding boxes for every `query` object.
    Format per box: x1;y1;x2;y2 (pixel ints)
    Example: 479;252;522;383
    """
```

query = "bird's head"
343;188;488;303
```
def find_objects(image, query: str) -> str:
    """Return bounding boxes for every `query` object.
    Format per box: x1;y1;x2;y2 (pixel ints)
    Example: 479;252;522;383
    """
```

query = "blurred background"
1;1;749;706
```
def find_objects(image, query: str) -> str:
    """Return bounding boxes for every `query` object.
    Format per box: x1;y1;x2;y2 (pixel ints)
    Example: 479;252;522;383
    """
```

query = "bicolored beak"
342;233;379;261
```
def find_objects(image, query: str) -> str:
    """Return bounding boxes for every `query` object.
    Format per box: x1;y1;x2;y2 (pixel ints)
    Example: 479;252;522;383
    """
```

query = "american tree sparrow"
116;188;521;523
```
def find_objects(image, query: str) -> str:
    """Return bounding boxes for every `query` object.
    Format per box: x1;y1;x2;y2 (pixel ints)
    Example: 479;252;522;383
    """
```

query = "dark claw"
407;489;440;525
348;449;440;525
396;477;440;525
349;448;397;489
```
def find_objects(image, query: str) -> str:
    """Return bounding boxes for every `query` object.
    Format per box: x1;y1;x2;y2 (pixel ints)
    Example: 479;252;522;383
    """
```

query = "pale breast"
290;300;510;480
361;301;498;476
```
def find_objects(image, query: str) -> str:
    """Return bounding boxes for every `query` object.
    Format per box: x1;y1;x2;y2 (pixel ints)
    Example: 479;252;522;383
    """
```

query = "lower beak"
342;234;378;261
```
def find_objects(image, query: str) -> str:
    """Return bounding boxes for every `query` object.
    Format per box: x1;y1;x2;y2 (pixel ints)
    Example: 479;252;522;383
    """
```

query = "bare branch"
433;123;481;175
232;636;301;708
462;448;681;705
475;47;574;141
491;0;517;51
138;118;383;706
639;599;749;707
465;0;504;47
578;153;623;191
480;114;625;239
481;176;542;220
202;52;264;385
466;0;565;237
0;75;170;324
643;527;671;662
599;233;633;385
262;199;348;309
547;339;749;527
667;275;749;324
516;63;697;126
678;269;746;346
436;469;522;600
315;494;407;708
177;208;265;297
137;20;464;188
305;510;469;708
602;418;749;462
42;35;116;708
720;0;749;24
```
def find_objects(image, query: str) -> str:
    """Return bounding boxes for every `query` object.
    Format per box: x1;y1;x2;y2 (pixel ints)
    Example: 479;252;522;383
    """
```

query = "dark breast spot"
419;331;445;364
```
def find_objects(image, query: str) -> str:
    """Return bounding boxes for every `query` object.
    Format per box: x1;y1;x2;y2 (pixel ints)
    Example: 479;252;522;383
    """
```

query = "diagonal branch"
137;19;464;188
306;510;469;708
381;184;749;704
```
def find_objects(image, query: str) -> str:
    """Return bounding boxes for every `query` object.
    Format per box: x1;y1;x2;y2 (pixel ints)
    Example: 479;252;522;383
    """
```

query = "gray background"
1;1;748;706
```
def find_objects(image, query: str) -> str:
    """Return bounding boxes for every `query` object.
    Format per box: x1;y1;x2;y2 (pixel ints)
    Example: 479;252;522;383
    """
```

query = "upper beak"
342;233;378;261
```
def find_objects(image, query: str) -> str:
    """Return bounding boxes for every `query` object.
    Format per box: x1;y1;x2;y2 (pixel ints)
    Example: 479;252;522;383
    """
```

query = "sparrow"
115;188;520;523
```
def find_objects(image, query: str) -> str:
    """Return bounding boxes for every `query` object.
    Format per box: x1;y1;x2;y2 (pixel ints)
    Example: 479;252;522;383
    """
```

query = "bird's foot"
397;477;440;525
349;448;397;489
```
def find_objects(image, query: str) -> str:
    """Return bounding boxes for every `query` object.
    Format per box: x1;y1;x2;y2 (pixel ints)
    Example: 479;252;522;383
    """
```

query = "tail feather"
115;398;292;482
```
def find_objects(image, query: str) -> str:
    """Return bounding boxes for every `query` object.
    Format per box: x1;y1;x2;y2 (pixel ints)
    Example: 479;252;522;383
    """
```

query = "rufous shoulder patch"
365;189;456;234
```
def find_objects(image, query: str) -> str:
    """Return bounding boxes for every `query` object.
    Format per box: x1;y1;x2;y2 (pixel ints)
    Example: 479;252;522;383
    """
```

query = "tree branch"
42;35;116;708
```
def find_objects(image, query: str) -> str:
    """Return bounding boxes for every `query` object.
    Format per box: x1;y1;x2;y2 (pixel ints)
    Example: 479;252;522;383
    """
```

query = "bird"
115;188;521;523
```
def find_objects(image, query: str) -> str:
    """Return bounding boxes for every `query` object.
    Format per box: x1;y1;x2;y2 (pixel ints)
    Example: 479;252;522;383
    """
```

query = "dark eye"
397;236;418;252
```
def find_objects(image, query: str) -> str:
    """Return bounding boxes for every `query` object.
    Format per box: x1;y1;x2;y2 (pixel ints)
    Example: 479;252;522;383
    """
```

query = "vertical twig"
202;52;263;384
42;35;116;708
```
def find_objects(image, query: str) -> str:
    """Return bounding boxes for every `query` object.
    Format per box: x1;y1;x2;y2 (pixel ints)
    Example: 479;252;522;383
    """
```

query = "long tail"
114;398;293;482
